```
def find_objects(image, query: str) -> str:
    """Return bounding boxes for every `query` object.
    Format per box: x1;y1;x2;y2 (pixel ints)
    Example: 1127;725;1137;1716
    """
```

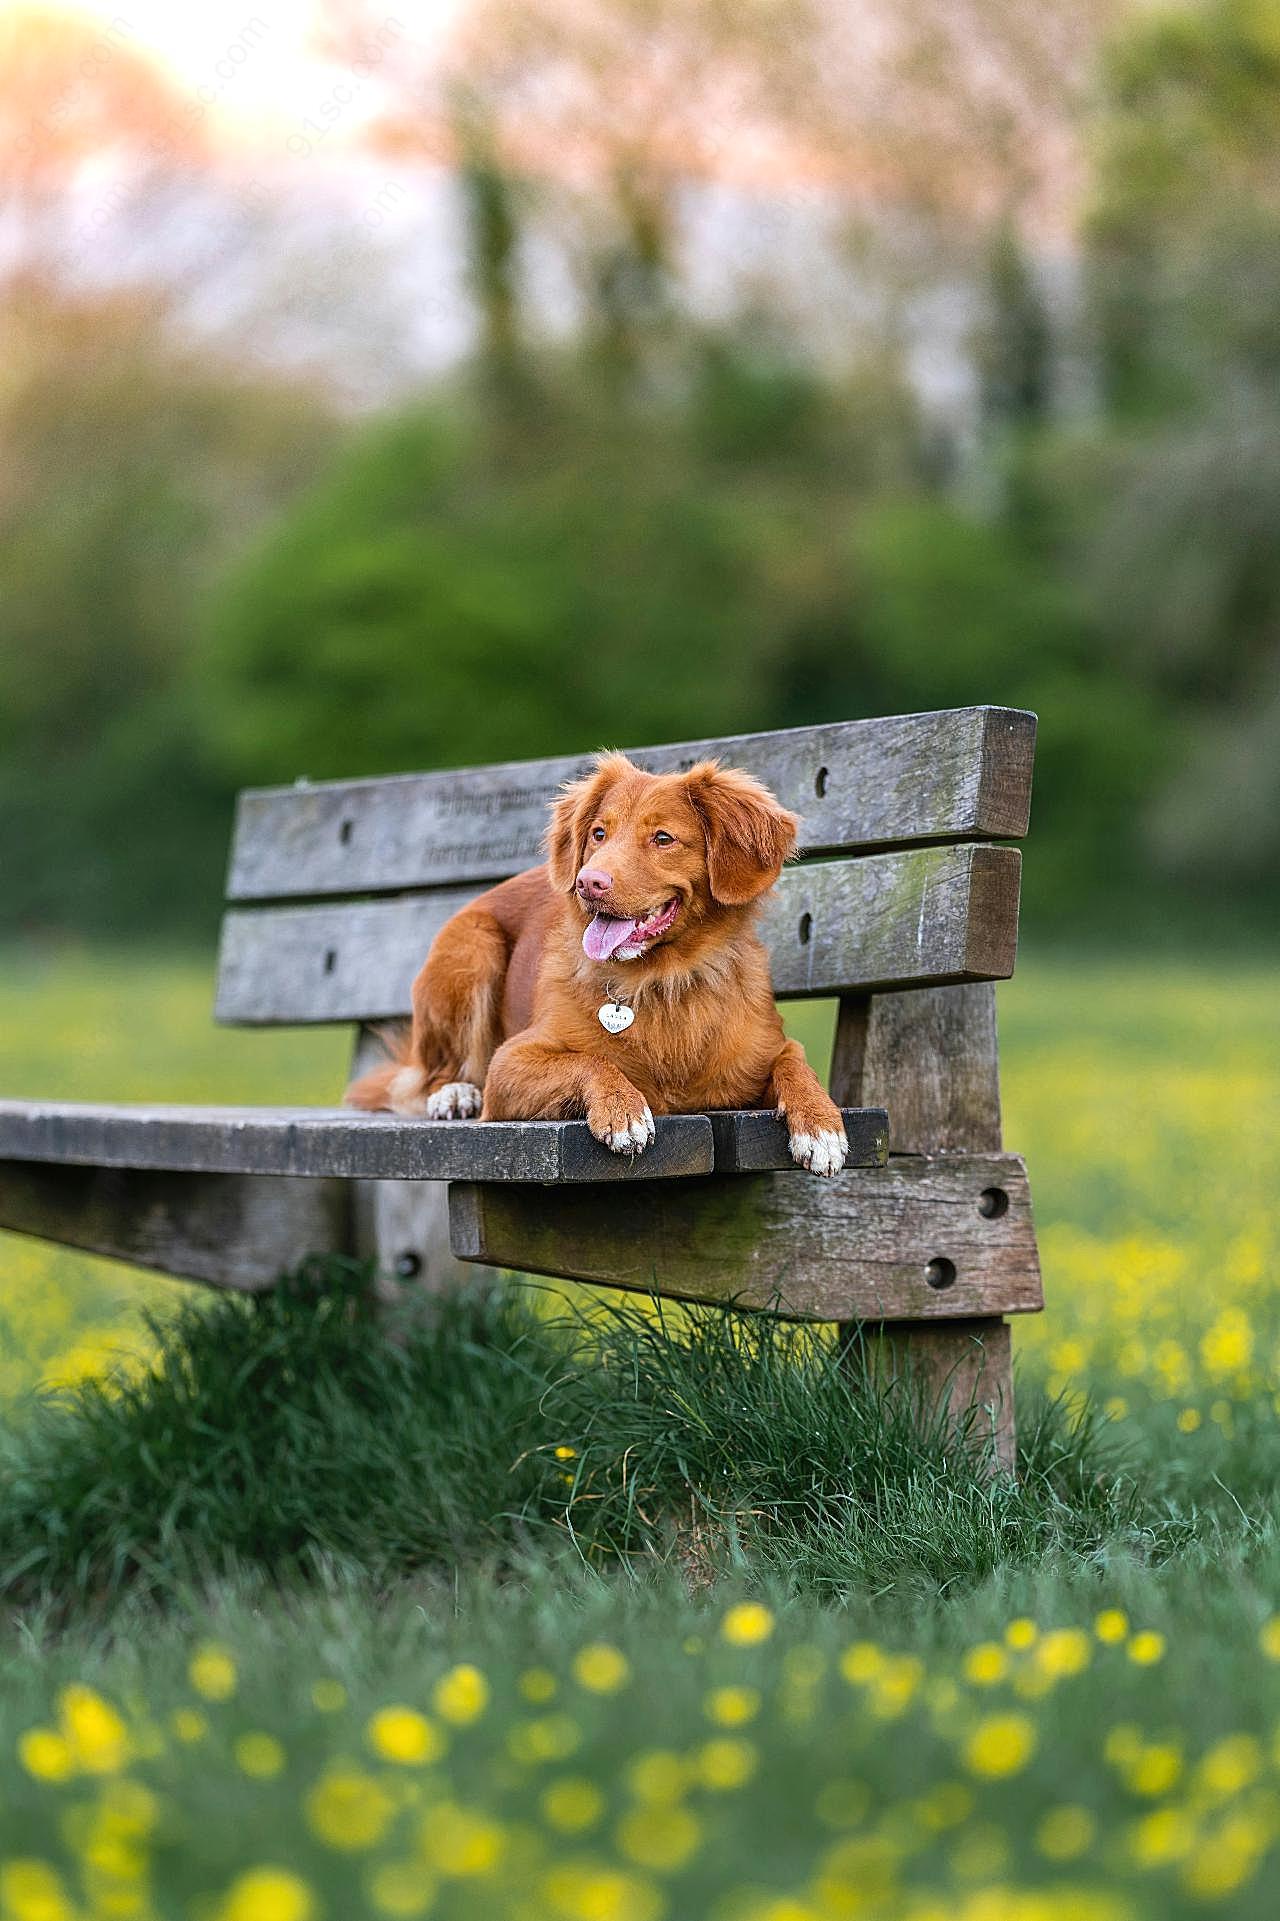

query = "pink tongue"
583;913;639;961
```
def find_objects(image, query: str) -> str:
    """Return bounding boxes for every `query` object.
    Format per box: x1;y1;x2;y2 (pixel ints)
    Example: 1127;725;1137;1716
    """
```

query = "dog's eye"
653;831;675;847
591;826;606;842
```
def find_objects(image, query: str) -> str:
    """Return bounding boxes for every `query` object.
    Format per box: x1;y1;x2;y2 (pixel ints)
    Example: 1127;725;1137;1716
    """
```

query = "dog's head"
546;752;799;964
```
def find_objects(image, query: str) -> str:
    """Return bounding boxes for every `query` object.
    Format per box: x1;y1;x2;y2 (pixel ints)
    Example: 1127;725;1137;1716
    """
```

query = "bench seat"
0;1101;889;1185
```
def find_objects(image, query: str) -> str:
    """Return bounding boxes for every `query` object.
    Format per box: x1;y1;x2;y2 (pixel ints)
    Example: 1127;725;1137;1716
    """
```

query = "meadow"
0;946;1277;1921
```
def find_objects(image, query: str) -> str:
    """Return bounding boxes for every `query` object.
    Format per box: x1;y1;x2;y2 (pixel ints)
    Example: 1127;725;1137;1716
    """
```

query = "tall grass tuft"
0;1261;1165;1618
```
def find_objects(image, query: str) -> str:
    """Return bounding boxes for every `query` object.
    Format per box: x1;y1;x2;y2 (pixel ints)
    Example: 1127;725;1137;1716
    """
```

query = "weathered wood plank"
225;708;1037;901
836;983;1004;1154
707;1108;888;1173
0;1161;351;1292
448;1153;1042;1323
214;843;1022;1025
0;1102;715;1184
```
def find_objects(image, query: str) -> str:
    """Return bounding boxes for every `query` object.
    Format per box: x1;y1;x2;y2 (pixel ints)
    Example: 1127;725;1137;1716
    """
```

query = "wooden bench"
0;707;1041;1466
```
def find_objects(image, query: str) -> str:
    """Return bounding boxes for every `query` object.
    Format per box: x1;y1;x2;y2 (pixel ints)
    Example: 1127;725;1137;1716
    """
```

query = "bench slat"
0;1102;887;1185
226;708;1036;901
449;1152;1042;1322
215;843;1021;1024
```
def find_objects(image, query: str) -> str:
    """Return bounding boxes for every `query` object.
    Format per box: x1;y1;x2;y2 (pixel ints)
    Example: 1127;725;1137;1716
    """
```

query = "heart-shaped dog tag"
598;1001;635;1035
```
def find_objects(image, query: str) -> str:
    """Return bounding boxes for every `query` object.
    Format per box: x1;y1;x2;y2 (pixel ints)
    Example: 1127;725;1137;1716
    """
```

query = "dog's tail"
343;1023;415;1111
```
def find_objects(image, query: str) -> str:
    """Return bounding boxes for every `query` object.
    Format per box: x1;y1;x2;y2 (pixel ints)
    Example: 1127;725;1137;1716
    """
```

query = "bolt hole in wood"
978;1186;1009;1218
339;817;354;845
395;1251;422;1279
925;1256;957;1290
323;949;337;975
814;766;829;797
798;911;812;945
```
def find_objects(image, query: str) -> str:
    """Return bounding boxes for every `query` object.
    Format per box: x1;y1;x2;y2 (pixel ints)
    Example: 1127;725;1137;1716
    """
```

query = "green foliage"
199;351;917;786
0;286;341;938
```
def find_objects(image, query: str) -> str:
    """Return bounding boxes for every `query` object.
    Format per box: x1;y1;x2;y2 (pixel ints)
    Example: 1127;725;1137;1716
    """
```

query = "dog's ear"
686;761;800;905
545;752;637;893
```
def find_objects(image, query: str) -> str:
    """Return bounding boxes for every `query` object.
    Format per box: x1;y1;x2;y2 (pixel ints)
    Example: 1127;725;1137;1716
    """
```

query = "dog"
345;752;849;1176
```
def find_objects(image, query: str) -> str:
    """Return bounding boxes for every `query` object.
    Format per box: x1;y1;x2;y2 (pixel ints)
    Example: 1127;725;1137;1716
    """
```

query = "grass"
0;944;1277;1919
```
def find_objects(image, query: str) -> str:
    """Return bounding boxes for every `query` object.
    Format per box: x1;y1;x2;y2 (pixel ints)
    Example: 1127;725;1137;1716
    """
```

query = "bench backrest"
214;707;1035;1027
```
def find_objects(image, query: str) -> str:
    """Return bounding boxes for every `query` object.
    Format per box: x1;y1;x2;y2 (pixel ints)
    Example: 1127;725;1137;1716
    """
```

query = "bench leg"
874;1317;1014;1471
831;986;1022;1474
348;1027;496;1305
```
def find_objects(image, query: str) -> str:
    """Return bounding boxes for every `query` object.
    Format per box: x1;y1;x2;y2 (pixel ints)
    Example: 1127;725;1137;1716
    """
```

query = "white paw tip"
425;1080;483;1120
789;1127;848;1178
605;1106;655;1155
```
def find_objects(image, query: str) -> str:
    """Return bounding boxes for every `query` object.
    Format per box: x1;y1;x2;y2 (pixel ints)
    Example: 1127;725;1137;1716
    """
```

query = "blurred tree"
1079;0;1280;884
977;216;1053;432
0;289;341;936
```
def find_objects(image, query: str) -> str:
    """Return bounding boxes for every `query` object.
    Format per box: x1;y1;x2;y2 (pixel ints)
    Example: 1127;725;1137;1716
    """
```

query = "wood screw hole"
323;949;337;975
925;1256;957;1290
798;911;812;945
814;766;829;797
978;1186;1009;1219
395;1251;422;1280
339;818;353;845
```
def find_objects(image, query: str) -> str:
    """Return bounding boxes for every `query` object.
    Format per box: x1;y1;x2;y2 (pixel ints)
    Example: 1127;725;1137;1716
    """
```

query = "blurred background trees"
0;0;1275;944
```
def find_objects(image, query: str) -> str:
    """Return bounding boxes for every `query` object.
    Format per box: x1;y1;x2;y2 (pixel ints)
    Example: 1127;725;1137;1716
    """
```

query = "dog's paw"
587;1092;656;1157
788;1127;848;1179
425;1080;483;1120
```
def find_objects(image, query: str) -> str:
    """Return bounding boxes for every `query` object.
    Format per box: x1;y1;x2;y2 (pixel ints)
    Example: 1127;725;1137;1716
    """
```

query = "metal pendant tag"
598;1001;635;1035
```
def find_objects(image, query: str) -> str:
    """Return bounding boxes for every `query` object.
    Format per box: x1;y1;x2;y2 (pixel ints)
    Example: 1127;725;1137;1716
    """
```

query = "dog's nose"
576;867;613;901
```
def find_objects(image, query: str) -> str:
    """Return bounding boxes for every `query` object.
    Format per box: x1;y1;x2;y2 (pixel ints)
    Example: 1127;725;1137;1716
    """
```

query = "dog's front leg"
483;1037;656;1158
767;1038;848;1178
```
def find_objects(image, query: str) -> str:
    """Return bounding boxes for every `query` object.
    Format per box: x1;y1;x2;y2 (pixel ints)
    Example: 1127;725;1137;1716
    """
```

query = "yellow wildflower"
1004;1619;1037;1651
218;1867;315;1921
626;1750;687;1804
1127;1631;1166;1666
311;1678;347;1713
171;1708;208;1743
572;1644;631;1695
368;1707;446;1766
1196;1735;1262;1799
305;1766;395;1850
695;1737;758;1791
0;1860;76;1921
963;1713;1037;1779
720;1603;775;1647
17;1727;74;1783
367;1860;436;1917
704;1686;760;1728
420;1801;505;1877
188;1642;237;1702
519;1668;558;1704
58;1684;128;1774
541;1777;606;1833
1035;1629;1091;1679
617;1803;702;1872
1094;1610;1128;1644
1260;1617;1280;1661
433;1664;489;1725
1129;1744;1182;1797
539;1864;664;1921
963;1643;1008;1686
235;1732;286;1779
1037;1804;1097;1860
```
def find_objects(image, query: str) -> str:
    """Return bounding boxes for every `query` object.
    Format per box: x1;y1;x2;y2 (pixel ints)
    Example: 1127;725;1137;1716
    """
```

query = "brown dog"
345;753;848;1175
